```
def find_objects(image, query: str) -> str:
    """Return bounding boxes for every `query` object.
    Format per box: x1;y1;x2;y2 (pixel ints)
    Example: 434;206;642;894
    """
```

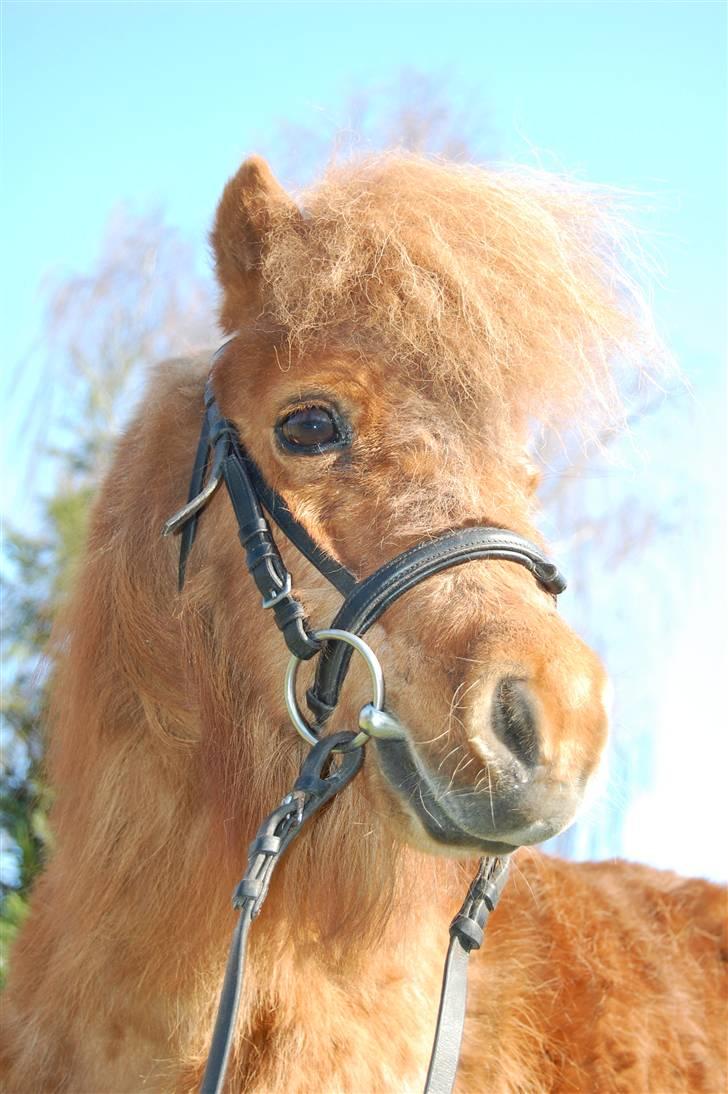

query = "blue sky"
3;1;725;365
2;1;726;878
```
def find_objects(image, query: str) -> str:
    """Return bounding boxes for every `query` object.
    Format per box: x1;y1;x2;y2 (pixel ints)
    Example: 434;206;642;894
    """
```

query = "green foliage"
1;485;95;982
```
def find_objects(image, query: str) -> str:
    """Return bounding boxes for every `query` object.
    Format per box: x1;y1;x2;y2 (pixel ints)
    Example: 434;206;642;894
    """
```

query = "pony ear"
211;156;300;331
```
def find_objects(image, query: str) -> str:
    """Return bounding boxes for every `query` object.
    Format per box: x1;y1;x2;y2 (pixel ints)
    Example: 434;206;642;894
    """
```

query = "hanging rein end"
161;380;231;593
449;856;510;952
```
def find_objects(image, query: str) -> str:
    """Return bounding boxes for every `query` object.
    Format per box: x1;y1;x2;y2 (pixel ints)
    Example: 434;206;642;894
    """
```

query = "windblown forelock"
259;155;661;438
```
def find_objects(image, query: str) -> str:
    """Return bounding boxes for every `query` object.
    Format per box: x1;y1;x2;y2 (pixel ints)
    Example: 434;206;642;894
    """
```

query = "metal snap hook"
284;628;404;749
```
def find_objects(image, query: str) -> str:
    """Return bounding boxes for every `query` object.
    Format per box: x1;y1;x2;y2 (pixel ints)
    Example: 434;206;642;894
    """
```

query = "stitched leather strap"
200;732;364;1094
424;857;510;1094
307;529;566;724
425;937;470;1094
169;383;354;659
242;453;356;597
221;440;321;660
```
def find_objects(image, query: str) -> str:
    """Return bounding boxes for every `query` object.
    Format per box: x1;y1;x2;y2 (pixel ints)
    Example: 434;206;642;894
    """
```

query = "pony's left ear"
211;155;301;332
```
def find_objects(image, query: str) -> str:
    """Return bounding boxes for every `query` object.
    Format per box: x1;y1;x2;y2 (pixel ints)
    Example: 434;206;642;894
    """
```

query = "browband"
163;373;567;732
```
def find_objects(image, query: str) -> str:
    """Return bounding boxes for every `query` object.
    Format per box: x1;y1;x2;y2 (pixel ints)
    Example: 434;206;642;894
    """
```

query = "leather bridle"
163;347;567;1094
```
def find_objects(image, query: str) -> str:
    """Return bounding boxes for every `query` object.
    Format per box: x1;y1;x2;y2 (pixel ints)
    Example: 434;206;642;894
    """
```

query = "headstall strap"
164;370;566;730
162;351;567;1094
164;380;355;660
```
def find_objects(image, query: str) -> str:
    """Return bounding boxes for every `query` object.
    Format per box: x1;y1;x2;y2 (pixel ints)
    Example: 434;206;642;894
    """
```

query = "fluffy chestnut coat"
1;155;725;1092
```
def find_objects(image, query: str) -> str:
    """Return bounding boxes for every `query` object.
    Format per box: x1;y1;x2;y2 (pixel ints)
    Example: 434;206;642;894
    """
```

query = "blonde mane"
243;156;656;436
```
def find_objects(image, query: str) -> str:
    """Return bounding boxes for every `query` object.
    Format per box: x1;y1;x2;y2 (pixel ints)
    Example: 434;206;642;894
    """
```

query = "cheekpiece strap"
166;380;353;661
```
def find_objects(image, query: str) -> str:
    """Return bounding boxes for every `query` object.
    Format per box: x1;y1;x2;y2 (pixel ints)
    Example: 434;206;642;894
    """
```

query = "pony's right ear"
211;156;300;332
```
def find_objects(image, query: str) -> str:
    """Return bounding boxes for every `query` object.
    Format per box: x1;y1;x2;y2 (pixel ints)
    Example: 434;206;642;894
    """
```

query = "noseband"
163;351;567;1094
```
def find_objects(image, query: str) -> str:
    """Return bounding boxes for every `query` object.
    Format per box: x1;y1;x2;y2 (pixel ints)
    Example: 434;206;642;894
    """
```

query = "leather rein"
163;355;567;1094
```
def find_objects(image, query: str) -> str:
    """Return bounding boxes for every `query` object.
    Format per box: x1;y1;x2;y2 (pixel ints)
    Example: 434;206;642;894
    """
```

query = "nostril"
491;677;540;767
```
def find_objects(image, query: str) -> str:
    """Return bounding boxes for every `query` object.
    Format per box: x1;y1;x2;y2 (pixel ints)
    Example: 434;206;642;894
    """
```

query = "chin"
371;732;580;858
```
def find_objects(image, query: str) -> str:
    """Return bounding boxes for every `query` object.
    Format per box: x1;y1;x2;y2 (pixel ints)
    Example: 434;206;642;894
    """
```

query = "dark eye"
277;406;349;454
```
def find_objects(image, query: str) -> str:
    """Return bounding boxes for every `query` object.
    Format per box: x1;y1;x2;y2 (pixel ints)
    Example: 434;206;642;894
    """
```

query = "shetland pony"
2;155;725;1092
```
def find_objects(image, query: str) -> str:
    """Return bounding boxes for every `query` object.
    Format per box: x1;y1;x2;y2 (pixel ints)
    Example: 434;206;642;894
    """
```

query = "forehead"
237;159;646;459
218;329;505;440
214;331;530;528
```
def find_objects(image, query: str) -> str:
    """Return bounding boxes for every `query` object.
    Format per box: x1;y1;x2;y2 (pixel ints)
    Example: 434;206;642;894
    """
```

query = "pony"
1;154;725;1092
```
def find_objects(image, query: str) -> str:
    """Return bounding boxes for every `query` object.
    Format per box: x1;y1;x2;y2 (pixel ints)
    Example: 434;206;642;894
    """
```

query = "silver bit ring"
285;628;388;749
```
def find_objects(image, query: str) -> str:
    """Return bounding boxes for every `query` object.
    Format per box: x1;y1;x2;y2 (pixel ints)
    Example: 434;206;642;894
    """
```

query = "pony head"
183;154;648;861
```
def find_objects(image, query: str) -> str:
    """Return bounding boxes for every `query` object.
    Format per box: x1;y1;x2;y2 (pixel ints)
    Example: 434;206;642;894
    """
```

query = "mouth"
374;722;576;854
